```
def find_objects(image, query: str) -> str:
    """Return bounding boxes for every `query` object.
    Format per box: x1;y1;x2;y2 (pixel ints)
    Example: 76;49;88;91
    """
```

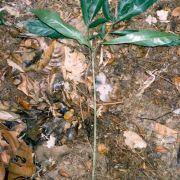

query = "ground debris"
0;0;179;179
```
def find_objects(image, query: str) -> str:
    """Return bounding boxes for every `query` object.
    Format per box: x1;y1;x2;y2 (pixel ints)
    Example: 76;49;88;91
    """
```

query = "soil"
0;0;180;179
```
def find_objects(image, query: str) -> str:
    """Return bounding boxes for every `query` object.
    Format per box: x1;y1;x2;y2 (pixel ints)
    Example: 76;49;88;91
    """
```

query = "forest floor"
0;0;180;179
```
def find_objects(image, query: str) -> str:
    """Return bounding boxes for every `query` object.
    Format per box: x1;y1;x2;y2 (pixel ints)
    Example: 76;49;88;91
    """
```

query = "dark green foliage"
0;10;5;25
103;30;180;46
24;1;180;48
31;9;90;47
25;20;65;38
116;0;157;23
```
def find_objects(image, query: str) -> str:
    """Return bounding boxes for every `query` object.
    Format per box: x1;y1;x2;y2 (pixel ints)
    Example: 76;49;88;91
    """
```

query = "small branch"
137;111;172;121
97;101;123;106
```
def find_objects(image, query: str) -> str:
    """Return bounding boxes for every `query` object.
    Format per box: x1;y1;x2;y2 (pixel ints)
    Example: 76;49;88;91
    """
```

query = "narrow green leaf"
90;0;105;20
0;10;5;25
116;0;157;24
102;0;114;22
80;0;91;26
25;20;65;38
111;29;139;36
32;9;90;47
88;18;107;28
99;24;106;39
103;30;180;47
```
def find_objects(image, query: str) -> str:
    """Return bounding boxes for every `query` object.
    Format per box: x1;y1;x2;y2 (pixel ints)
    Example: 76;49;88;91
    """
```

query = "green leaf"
25;20;65;38
99;24;106;39
111;29;139;36
88;18;107;28
102;0;114;22
0;10;5;25
90;0;105;20
32;9;90;47
116;0;157;24
80;0;91;26
103;30;180;47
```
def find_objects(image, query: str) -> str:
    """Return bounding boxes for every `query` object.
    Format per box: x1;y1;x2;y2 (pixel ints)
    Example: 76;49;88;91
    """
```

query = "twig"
79;99;84;122
97;101;123;106
137;111;172;121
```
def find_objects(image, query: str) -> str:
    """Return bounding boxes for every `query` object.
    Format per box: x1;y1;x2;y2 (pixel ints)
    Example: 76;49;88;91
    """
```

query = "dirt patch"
0;0;180;179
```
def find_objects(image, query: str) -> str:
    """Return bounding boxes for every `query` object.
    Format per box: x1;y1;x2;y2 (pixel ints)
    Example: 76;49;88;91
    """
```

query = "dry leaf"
123;131;147;149
174;76;180;91
23;0;32;6
7;59;24;73
156;10;169;22
145;15;157;25
85;160;92;170
17;74;40;101
58;168;71;178
63;47;87;82
0;126;35;178
64;109;74;122
11;54;23;65
8;141;35;178
17;97;31;110
0;111;20;122
0;101;9;111
154;123;178;139
155;146;168;153
172;7;180;16
4;5;20;17
97;105;108;117
0;162;5;180
96;73;112;102
37;41;56;70
85;76;93;92
137;71;156;96
173;108;180;115
98;143;109;154
1;151;10;165
46;135;56;148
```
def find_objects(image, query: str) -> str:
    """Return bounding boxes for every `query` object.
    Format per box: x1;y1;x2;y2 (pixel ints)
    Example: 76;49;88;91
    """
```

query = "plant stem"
91;44;99;180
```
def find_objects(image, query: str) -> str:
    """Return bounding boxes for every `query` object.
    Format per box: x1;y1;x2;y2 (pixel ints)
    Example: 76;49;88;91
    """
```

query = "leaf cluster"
25;0;180;48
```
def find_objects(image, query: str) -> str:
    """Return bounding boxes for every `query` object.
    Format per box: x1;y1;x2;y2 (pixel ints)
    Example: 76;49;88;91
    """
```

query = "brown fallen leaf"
17;97;31;110
97;105;108;117
0;151;10;165
0;126;35;179
0;160;5;180
123;131;147;149
7;59;24;73
174;76;180;91
63;46;87;82
8;141;35;178
98;143;109;154
155;146;168;154
172;7;180;16
11;53;23;65
17;74;40;101
58;168;71;178
4;5;20;17
64;109;74;122
36;41;56;70
96;72;112;102
0;110;20;122
154;123;178;139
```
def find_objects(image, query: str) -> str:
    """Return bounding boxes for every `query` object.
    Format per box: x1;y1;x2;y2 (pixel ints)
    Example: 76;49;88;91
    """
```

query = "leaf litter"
0;0;180;179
